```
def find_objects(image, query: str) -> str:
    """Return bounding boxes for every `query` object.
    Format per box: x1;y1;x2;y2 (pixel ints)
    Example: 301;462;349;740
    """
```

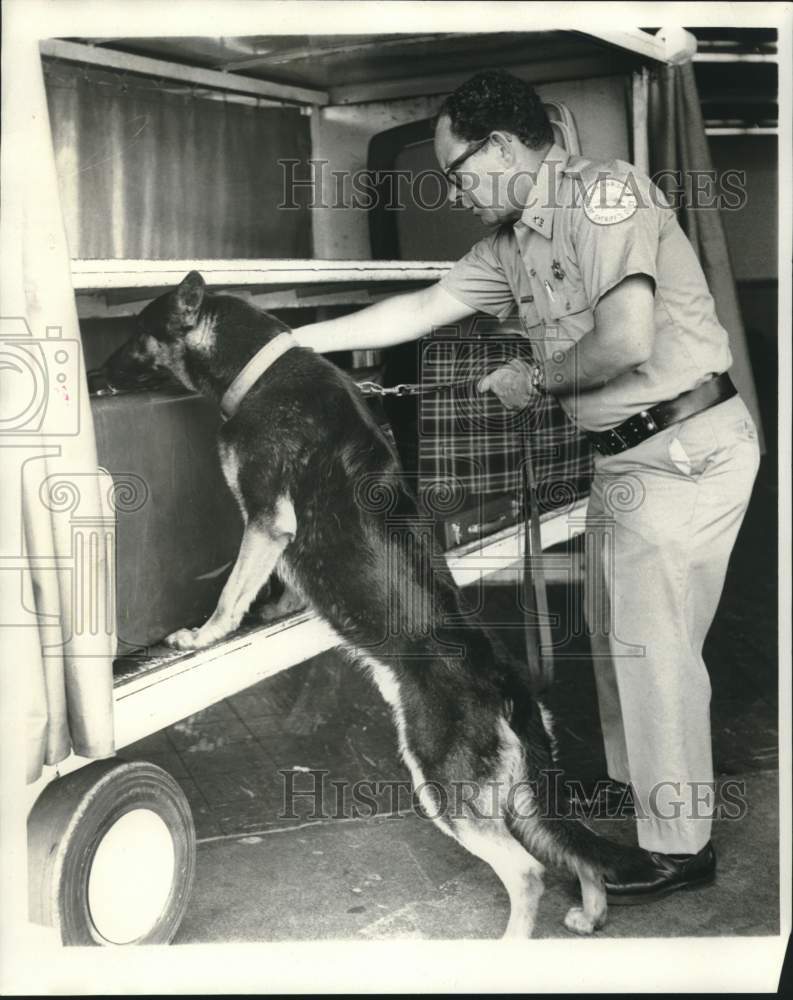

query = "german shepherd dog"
97;271;653;938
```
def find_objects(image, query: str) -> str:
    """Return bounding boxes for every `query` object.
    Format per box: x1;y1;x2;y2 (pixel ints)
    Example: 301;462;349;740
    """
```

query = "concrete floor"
122;457;780;942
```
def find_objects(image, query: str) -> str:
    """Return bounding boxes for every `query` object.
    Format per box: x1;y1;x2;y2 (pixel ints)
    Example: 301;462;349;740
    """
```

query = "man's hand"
477;358;537;410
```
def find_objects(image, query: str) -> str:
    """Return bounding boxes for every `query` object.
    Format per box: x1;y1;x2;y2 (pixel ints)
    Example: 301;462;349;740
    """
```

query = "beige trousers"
584;394;760;854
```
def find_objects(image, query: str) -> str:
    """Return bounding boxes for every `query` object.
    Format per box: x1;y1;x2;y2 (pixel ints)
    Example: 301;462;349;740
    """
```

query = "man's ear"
490;131;517;166
172;271;206;326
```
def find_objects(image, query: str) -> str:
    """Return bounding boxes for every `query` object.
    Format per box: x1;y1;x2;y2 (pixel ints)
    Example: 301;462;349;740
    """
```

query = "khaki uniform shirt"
439;143;733;432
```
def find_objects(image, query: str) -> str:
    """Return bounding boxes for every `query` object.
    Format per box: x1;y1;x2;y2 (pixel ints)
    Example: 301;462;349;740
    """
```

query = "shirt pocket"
546;283;594;349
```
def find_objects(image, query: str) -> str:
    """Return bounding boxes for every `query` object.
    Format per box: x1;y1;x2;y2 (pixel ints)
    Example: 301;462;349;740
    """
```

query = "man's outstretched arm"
292;283;477;354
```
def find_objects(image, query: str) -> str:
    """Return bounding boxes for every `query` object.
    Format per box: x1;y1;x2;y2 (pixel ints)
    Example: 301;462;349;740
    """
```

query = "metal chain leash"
355;378;477;397
89;375;478;399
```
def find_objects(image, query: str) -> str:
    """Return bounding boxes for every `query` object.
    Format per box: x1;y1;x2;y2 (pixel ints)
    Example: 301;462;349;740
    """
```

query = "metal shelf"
706;127;778;136
44;30;690;113
71;258;455;291
694;53;778;63
72;259;455;314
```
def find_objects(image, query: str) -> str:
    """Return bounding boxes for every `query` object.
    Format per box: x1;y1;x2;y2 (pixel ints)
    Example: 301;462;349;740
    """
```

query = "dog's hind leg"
166;498;296;651
564;866;607;935
454;823;546;939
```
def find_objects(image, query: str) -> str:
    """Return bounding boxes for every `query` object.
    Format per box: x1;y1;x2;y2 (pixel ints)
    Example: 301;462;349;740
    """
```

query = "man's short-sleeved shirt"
439;142;733;432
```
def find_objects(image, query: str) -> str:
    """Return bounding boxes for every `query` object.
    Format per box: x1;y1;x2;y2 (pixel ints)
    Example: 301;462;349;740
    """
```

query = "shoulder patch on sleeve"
583;176;639;226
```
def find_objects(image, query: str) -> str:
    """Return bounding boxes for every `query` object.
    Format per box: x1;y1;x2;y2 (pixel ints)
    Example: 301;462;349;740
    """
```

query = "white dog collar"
220;332;299;420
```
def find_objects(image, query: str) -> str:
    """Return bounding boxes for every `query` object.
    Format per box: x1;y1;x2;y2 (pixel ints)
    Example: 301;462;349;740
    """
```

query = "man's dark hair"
439;70;554;150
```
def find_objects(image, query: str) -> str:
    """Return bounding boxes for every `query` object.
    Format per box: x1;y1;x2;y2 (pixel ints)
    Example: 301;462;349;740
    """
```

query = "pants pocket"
668;436;694;476
666;415;719;478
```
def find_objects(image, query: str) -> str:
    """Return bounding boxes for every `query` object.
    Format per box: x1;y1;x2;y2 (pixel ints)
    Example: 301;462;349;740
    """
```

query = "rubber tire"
28;759;196;946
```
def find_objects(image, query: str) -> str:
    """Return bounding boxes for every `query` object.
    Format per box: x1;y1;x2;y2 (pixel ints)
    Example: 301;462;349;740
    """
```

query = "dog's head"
91;271;209;393
91;270;292;400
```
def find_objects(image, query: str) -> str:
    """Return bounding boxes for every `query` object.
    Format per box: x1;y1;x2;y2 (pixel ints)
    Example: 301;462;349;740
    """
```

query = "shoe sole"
606;871;716;906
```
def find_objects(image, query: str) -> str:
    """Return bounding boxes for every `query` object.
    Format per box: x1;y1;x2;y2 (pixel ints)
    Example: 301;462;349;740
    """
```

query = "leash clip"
355;380;386;396
391;383;419;397
356;381;420;397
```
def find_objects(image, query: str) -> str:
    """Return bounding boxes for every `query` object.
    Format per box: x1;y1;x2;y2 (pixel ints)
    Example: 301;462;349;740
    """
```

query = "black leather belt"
586;373;737;457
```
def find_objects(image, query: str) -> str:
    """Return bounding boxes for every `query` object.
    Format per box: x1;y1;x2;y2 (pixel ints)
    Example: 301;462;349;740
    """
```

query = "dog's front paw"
165;627;204;651
563;905;604;935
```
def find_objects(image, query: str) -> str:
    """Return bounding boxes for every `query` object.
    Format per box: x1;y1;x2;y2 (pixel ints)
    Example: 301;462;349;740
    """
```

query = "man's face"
434;114;522;227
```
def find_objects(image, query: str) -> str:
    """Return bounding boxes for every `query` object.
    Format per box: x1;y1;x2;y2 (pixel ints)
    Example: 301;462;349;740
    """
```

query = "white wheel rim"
87;808;176;944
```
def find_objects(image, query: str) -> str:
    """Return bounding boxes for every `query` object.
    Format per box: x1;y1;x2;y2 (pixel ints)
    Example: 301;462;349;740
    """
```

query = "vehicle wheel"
28;759;196;945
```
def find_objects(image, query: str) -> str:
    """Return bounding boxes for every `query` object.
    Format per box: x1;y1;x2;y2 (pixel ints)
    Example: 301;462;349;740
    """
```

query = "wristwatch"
530;362;547;393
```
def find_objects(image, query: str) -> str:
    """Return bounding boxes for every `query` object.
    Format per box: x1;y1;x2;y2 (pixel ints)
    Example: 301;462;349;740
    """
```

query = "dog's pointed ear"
172;271;206;327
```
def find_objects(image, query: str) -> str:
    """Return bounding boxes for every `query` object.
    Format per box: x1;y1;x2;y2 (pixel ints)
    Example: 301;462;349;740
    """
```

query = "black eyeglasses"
442;133;492;185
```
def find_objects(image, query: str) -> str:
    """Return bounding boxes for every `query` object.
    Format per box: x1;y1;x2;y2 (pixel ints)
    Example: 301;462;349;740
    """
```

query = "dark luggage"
91;387;242;653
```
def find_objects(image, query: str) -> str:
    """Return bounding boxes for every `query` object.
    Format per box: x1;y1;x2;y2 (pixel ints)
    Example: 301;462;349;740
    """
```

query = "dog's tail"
504;781;655;882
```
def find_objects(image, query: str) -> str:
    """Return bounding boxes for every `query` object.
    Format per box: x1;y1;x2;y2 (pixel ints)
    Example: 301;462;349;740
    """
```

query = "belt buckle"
640;410;658;433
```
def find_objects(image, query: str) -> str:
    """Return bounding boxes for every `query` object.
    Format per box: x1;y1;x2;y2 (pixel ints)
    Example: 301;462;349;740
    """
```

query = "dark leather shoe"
606;842;716;905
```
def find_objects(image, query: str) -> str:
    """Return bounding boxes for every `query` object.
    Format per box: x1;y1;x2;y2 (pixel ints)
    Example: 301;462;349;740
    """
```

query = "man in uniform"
293;70;760;903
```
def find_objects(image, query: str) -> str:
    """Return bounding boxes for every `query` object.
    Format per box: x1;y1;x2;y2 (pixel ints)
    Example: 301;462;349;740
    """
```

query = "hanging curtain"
43;61;312;259
647;59;764;445
1;39;116;783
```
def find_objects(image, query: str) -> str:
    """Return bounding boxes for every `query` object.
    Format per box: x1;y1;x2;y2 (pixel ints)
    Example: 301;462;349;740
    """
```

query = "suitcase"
91;387;242;653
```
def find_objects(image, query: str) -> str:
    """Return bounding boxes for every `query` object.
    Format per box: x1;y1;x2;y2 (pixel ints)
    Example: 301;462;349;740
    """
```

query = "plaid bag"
415;322;593;527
